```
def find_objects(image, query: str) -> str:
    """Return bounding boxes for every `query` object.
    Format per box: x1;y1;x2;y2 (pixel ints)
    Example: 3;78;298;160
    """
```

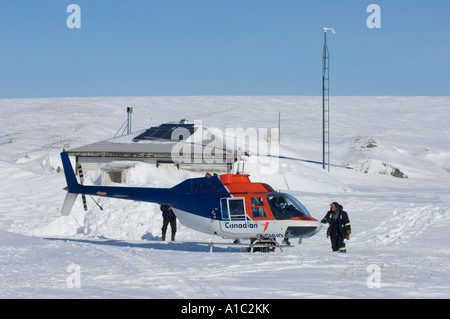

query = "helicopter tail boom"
60;152;171;215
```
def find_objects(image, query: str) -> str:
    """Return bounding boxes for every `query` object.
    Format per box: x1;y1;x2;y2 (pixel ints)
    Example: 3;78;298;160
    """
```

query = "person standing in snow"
321;202;351;253
160;204;177;241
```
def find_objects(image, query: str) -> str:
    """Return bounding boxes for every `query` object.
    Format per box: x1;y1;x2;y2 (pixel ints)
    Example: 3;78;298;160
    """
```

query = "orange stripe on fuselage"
220;174;274;221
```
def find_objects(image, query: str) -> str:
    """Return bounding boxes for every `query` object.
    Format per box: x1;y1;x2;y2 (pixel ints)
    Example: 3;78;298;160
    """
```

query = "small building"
66;120;238;185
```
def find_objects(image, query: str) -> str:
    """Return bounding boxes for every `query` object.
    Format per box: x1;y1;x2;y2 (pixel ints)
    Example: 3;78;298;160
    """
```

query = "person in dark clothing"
160;204;177;241
321;202;351;253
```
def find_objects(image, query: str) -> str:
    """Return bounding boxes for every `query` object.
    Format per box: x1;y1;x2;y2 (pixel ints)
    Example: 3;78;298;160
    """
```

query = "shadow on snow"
44;235;242;253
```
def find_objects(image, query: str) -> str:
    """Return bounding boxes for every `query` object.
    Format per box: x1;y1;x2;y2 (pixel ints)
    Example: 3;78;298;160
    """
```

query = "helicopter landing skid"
198;237;293;253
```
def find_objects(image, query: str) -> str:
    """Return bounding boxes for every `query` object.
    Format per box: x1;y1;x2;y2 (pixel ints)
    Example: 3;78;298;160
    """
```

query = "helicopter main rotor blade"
258;154;353;170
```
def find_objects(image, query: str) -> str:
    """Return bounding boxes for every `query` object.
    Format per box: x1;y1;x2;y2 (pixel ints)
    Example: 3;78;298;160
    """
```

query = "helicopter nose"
285;221;322;238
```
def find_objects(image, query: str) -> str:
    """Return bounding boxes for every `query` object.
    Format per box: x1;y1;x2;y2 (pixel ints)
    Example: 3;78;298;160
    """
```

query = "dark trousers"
329;223;346;252
330;231;346;252
162;217;176;240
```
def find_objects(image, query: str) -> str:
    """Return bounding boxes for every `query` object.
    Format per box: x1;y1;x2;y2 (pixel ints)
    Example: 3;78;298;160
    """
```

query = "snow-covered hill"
1;96;449;298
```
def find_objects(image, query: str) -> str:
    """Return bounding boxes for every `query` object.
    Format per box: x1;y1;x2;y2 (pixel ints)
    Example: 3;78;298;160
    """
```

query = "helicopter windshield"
267;193;311;220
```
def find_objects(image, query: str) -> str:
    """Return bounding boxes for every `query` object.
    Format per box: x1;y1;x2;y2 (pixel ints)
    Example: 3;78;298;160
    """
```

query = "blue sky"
0;0;449;98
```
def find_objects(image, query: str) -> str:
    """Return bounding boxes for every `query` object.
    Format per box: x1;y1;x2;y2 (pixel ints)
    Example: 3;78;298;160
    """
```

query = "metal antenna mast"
322;27;335;172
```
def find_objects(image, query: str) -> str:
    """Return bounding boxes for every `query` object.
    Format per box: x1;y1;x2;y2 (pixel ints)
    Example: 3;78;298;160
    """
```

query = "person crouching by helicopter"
160;204;177;241
321;202;351;253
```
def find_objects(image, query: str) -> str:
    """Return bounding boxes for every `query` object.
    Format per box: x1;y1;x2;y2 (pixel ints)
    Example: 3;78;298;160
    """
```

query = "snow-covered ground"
1;96;449;298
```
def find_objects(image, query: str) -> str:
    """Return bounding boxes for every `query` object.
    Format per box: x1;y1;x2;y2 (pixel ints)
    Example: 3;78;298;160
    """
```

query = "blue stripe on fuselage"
167;176;231;219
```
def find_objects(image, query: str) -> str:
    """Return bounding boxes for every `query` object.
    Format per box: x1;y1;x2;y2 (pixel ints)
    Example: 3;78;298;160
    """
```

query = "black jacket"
321;205;351;238
160;204;176;219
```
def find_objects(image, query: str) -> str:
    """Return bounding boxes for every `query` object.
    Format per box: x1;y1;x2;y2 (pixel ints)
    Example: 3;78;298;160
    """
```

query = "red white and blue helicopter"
60;151;328;252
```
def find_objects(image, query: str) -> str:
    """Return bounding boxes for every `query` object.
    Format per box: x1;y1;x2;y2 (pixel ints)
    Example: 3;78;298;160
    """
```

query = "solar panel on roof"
133;123;195;142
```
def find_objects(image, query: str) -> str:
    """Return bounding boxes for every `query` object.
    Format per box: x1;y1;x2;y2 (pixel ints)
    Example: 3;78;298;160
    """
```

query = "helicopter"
60;151;325;252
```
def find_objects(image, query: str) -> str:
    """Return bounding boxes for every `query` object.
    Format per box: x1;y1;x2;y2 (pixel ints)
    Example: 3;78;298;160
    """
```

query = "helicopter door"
220;197;255;236
220;197;247;220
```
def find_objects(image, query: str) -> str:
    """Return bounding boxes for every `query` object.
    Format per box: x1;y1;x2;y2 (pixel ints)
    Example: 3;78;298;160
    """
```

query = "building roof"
66;120;237;164
133;120;195;142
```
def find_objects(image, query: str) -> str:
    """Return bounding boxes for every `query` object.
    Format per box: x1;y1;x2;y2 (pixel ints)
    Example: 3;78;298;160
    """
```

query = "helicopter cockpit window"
267;193;310;220
251;197;267;218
